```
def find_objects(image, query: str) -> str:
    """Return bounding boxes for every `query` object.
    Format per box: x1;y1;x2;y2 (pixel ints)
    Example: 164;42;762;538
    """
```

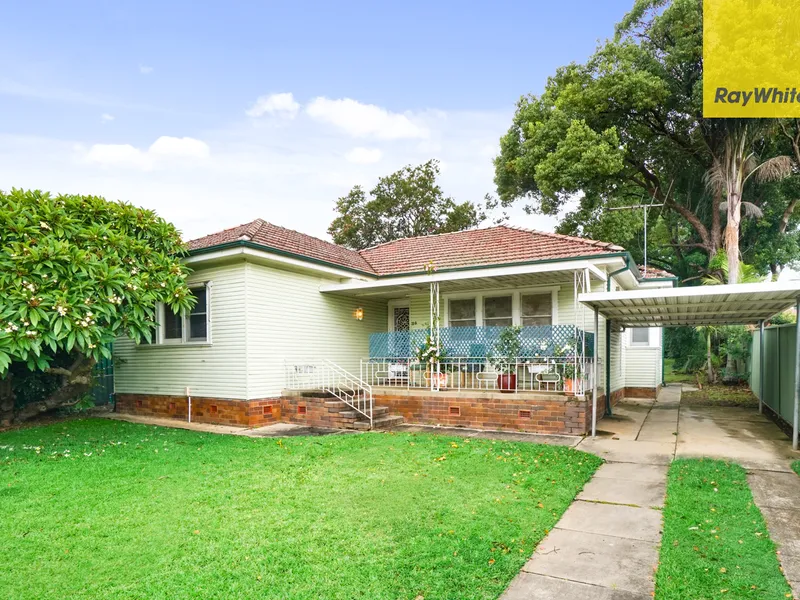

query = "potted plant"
490;326;522;392
526;340;551;374
562;362;577;395
415;335;448;389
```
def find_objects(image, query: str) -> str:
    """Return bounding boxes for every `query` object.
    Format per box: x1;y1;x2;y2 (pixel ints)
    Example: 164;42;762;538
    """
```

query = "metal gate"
91;350;115;406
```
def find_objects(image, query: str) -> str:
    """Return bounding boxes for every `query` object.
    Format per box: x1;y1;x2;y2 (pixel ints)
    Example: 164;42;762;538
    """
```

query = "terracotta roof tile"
639;265;676;279
188;221;627;277
358;226;625;276
187;219;376;274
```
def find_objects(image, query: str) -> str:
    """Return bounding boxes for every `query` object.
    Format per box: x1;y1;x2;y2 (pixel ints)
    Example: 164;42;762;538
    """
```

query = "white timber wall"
245;261;387;399
115;263;249;398
623;327;662;389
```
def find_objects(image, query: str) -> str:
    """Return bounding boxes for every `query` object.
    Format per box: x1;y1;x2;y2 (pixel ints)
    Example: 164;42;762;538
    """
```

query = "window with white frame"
449;298;476;328
145;284;211;345
483;295;513;327
521;293;552;326
630;327;650;346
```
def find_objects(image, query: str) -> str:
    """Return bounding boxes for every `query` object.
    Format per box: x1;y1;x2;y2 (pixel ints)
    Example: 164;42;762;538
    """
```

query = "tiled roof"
639;265;676;279
187;219;376;274
358;226;625;276
187;221;626;277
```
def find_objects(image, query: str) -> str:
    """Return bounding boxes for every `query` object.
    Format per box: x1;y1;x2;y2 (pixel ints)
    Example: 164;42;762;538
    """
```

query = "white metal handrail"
284;359;373;427
361;356;595;395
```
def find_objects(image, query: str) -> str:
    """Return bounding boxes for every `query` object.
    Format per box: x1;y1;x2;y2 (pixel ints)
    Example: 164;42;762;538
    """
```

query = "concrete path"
500;387;679;599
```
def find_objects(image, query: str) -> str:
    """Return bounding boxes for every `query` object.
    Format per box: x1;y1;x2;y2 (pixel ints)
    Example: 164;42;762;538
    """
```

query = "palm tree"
704;120;795;284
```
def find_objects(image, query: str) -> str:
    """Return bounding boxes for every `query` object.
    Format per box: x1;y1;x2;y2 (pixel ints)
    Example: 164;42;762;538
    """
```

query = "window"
521;293;552;326
163;306;183;342
483;296;512;327
631;327;650;346
143;283;211;345
188;286;208;341
449;298;476;328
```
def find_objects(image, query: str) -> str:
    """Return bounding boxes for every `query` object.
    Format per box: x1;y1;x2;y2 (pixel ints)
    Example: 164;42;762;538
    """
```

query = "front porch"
362;324;596;395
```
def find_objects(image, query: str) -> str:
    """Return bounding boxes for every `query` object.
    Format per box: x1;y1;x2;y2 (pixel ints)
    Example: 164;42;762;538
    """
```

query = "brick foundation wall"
116;394;281;428
374;391;593;435
115;384;657;435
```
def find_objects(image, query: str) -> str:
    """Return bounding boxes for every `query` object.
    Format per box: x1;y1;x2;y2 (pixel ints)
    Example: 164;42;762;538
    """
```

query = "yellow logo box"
704;0;800;117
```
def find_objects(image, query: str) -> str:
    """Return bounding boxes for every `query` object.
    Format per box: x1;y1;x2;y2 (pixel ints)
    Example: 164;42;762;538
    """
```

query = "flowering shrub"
415;335;447;367
0;189;193;421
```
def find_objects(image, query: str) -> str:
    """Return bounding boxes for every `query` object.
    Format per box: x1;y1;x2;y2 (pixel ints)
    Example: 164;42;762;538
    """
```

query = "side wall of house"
244;261;388;399
623;326;663;391
115;262;249;398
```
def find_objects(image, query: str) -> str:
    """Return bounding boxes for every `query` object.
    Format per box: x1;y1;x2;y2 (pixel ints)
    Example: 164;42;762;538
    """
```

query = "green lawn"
656;459;792;600
793;461;800;477
664;358;696;384
0;419;601;600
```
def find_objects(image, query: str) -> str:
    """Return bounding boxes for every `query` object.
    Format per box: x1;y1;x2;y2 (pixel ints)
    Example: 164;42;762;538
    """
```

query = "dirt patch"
681;384;759;408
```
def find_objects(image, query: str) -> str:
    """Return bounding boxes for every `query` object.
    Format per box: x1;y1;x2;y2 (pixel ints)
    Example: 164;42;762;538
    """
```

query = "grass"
793;461;800;477
0;418;601;600
656;459;792;600
681;385;759;408
665;358;696;385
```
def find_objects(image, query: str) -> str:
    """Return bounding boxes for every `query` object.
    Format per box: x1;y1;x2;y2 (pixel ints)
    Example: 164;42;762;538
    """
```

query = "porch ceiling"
320;260;614;298
326;272;577;298
579;281;800;327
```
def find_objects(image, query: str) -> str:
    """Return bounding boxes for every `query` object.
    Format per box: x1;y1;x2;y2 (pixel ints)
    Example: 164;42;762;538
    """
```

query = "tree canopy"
0;189;193;422
328;159;485;250
494;0;800;282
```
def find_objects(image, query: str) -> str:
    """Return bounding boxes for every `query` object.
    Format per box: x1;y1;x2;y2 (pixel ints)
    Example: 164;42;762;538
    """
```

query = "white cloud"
344;147;383;164
84;136;210;170
306;97;428;140
101;113;115;123
149;136;210;159
246;92;300;119
86;144;152;170
139;65;154;75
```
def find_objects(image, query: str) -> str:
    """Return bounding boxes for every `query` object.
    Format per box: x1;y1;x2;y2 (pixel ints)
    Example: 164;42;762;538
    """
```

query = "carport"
579;281;800;448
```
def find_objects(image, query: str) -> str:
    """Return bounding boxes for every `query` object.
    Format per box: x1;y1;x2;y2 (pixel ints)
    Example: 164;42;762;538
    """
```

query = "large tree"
329;159;484;250
494;0;800;282
0;189;193;423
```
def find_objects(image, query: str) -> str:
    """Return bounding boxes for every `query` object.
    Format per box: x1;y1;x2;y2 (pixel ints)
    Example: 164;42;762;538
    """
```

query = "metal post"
643;205;647;278
592;309;599;437
605;318;613;416
794;299;800;451
759;320;765;415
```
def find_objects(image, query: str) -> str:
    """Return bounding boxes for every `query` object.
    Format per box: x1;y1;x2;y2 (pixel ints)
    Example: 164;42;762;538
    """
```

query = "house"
114;219;677;434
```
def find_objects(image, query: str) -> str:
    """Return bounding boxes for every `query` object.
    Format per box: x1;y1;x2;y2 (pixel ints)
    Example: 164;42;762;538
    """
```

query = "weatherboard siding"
114;263;249;399
244;262;387;399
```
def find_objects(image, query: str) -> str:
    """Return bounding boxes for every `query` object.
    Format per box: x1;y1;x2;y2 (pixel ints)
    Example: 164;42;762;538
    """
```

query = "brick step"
337;406;390;419
352;415;405;430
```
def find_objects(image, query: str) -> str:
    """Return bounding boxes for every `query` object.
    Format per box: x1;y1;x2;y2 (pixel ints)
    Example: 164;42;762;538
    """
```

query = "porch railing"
284;359;373;427
369;325;594;360
361;356;595;395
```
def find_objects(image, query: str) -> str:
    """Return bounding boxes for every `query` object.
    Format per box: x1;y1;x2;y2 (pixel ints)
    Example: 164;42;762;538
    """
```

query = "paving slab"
522;529;659;596
636;420;679;443
556;501;663;542
778;555;800;588
761;507;800;556
501;572;650;600
578;438;675;465
578;476;666;508
592;462;668;483
749;471;800;510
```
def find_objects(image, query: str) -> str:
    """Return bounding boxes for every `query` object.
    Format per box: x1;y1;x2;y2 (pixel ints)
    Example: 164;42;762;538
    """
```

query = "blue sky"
0;0;634;240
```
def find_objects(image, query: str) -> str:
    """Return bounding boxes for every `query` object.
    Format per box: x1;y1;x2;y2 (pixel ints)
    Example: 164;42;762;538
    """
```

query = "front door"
391;306;410;357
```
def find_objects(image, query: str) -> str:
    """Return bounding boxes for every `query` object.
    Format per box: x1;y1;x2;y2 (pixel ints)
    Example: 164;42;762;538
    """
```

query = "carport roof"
579;281;800;327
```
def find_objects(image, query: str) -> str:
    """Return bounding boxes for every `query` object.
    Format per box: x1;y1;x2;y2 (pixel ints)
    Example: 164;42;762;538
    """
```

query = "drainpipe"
603;268;626;417
186;386;192;423
759;320;764;415
606;320;613;416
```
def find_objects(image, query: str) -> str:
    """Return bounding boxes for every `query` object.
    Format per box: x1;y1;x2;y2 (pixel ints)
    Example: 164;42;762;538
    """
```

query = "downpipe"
185;386;192;423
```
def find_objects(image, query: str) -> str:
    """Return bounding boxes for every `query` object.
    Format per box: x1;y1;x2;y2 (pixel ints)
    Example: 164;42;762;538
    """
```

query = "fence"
90;353;115;406
750;324;797;424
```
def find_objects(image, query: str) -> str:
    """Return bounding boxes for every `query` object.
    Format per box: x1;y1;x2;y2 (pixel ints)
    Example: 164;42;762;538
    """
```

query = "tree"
493;0;800;282
0;189;193;423
328;160;484;250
